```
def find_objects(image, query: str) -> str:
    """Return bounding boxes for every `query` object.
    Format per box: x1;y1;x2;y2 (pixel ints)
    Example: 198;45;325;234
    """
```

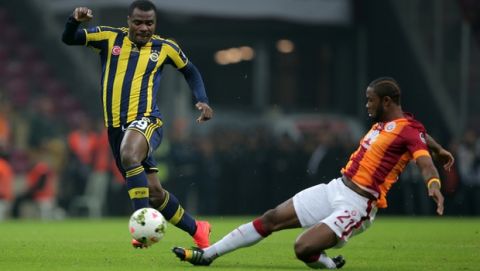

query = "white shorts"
292;177;378;247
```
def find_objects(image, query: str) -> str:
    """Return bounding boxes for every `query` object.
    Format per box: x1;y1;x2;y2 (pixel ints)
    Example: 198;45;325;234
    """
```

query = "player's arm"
61;7;93;45
179;62;213;123
426;133;455;171
415;155;444;215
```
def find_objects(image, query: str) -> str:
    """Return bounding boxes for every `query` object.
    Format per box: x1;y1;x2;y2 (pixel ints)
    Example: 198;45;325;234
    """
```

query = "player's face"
128;8;156;46
366;87;384;122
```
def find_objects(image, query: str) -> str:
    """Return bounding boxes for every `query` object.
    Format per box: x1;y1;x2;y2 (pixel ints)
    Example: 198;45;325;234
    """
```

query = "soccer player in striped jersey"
62;0;213;249
173;77;455;269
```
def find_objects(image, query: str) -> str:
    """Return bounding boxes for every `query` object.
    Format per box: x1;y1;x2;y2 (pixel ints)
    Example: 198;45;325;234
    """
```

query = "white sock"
203;222;264;260
305;253;336;269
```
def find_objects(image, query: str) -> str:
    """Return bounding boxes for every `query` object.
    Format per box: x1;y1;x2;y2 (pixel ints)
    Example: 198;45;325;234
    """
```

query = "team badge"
112;46;121;56
419;132;426;144
385;121;396;132
150;50;159;62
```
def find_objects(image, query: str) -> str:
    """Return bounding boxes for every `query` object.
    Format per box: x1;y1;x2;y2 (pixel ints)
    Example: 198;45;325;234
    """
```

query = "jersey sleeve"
163;39;189;69
84;26;113;52
402;123;430;160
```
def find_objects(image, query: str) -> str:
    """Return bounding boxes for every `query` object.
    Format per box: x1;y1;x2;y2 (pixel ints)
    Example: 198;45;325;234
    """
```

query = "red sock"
303;253;320;263
252;218;272;237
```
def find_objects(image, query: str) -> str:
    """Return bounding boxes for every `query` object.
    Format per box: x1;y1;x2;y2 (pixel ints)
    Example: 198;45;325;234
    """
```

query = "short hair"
128;0;157;16
368;77;401;105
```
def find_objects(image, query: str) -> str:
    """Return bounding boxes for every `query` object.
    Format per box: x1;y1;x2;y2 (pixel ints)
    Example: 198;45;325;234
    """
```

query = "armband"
427;177;441;189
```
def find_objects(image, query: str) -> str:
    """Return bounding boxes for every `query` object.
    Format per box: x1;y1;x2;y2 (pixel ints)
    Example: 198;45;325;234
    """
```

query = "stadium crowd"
1;95;480;219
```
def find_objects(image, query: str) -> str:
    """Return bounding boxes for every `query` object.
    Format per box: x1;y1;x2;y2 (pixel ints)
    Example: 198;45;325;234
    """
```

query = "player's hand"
73;7;93;22
195;102;213;123
428;184;444;215
433;148;455;171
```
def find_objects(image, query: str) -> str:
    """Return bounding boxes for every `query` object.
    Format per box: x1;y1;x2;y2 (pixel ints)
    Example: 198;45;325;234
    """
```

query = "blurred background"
0;0;479;220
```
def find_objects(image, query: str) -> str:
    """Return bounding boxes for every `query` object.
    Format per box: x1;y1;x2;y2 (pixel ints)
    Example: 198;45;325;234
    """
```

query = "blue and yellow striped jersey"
83;26;188;127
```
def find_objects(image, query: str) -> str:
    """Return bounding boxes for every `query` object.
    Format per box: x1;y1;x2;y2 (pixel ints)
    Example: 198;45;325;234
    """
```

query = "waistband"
341;175;377;201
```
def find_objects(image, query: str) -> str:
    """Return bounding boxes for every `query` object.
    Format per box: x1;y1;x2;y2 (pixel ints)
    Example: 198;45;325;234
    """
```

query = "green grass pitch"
0;216;478;270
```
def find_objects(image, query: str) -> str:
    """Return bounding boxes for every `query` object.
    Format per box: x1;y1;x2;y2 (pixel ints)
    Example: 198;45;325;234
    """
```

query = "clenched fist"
73;7;93;22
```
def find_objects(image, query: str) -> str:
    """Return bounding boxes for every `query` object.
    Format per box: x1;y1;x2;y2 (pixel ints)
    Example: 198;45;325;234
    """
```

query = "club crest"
150;50;159;62
385;121;396;132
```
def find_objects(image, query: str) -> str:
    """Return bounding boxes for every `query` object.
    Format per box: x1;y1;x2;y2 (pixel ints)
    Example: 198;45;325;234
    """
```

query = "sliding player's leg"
173;198;300;265
294;223;344;269
293;177;377;269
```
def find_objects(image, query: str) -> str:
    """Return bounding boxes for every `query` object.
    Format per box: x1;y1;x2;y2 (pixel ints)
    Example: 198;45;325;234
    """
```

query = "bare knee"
294;223;338;261
294;240;318;262
120;145;144;168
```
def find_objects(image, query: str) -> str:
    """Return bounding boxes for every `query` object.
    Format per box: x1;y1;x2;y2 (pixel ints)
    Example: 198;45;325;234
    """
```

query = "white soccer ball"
129;208;167;246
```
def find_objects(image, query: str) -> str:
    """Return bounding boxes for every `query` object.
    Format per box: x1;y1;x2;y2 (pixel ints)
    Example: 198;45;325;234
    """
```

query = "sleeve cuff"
67;16;81;25
413;149;431;160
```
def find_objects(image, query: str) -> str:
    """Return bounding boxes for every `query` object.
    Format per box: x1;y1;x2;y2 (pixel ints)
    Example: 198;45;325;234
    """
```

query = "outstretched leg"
173;198;300;265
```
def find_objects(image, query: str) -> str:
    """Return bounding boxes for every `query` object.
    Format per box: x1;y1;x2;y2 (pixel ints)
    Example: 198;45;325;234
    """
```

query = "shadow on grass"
207;263;304;270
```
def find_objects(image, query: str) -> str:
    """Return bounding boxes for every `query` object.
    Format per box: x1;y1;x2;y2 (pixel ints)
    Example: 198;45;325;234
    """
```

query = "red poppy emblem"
112;46;121;56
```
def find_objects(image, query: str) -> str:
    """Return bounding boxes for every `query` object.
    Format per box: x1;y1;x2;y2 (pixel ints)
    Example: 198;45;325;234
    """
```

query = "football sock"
304;253;336;269
203;218;270;260
125;164;149;210
158;191;196;235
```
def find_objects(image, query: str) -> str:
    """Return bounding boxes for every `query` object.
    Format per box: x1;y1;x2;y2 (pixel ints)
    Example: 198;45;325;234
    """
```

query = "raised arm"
61;7;93;45
426;134;455;171
415;155;444;215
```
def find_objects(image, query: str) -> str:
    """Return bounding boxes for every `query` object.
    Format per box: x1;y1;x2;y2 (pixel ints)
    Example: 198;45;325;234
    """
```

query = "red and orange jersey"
341;113;430;208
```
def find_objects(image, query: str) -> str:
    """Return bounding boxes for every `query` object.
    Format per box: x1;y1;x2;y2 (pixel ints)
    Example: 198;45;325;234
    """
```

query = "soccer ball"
129;208;167;246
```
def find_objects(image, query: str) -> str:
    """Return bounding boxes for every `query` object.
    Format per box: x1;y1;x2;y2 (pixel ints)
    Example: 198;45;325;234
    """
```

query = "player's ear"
383;96;392;106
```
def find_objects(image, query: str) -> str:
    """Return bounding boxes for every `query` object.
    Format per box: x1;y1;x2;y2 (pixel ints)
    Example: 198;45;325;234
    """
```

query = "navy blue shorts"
108;117;163;178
